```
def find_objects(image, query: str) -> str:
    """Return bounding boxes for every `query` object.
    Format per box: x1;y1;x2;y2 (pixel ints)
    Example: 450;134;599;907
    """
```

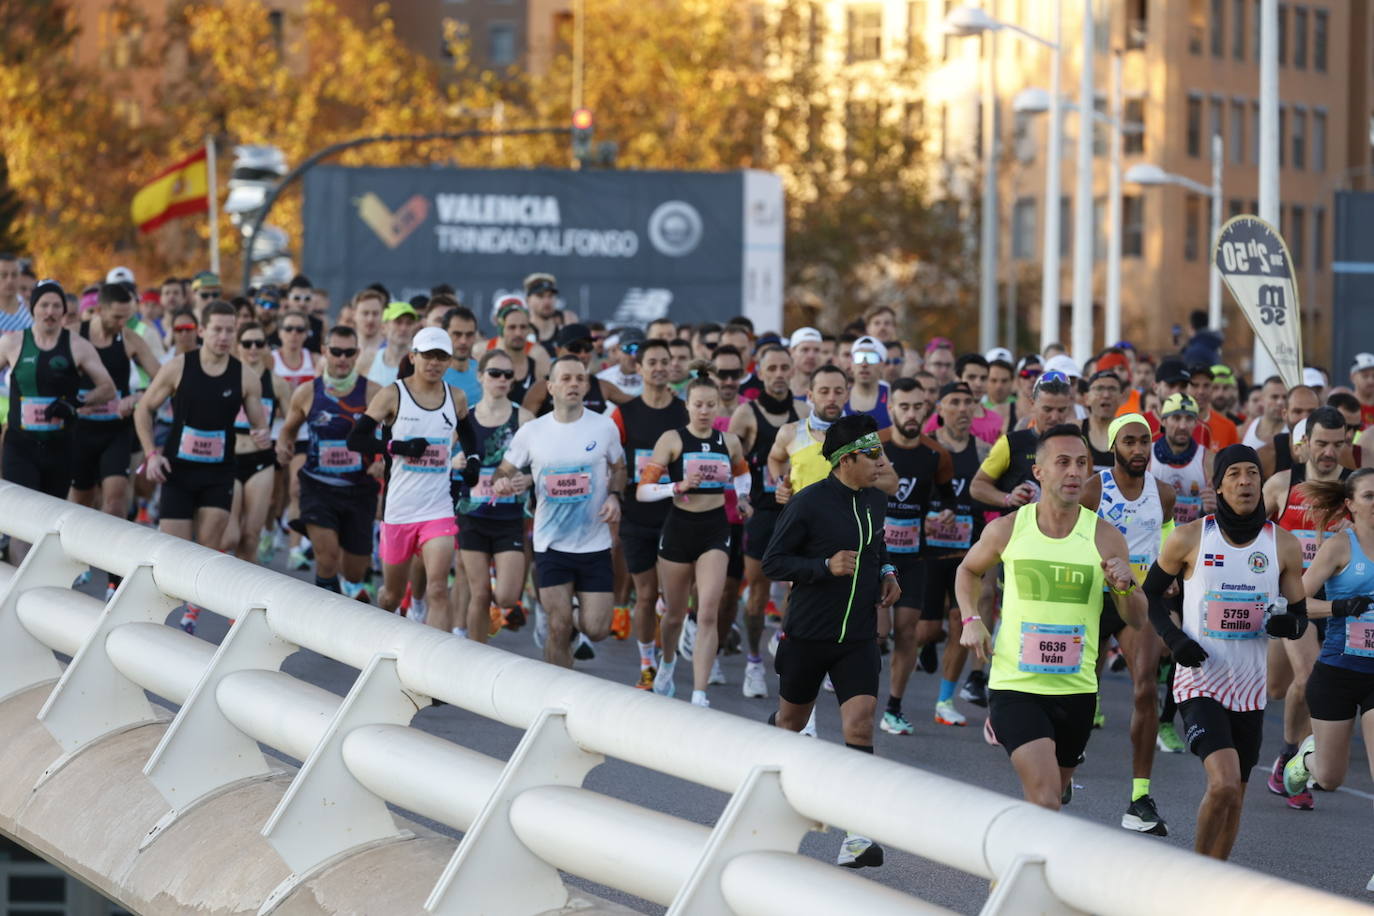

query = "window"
903;100;925;158
1232;0;1246;58
1126;0;1148;49
907;0;926;59
1122;195;1144;257
1124;98;1145;154
1293;6;1307;68
939;103;948;158
1183;194;1202;261
1187;94;1203;157
1092;95;1108;157
1278;105;1286;166
1313;108;1327;172
1292;107;1306;169
1250;100;1261;165
1060;195;1072;258
268;10;284;53
1291;205;1305;267
488;22;516;65
1314;9;1328;71
1093;196;1107;260
1230;99;1245;163
1229;198;1245;218
1012;197;1037;260
846;100;883;161
1211;0;1225;55
847;5;883;61
1013;110;1037;162
1314;206;1326;267
1189;0;1205;53
1277;3;1287;65
941;0;953;59
1209;96;1224;151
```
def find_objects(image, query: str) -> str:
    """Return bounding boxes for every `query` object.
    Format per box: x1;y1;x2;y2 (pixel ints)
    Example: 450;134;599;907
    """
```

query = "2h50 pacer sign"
1213;215;1304;390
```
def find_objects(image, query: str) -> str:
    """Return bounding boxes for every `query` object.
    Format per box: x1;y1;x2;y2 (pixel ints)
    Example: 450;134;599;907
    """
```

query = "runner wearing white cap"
788;327;823;400
844;336;891;430
1349;353;1374;429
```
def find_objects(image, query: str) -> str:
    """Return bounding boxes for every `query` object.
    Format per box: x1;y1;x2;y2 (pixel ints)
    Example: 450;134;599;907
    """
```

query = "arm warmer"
456;417;478;460
346;414;384;457
637;482;676;502
1142;562;1186;647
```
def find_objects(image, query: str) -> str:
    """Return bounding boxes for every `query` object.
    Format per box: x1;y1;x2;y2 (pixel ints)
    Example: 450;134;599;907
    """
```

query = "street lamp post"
1070;0;1094;364
1124;133;1224;332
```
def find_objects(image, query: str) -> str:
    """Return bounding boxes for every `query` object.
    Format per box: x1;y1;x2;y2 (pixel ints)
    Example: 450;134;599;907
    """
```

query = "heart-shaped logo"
354;192;429;249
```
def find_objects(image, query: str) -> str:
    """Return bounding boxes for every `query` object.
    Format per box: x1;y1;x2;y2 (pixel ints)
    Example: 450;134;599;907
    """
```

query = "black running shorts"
1178;696;1264;780
1305;661;1374;722
988;689;1096;768
774;635;881;706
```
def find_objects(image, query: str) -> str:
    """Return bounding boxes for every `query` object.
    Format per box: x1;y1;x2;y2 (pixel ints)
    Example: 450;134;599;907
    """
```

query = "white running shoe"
691;690;710;708
653;659;677;698
709;656;726;685
800;708;818;737
836;832;884;868
679;615;697;660
409;597;427;626
934;700;967;726
743;661;768;698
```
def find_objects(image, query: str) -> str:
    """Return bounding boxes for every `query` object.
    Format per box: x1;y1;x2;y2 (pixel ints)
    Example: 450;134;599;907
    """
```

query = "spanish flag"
131;147;210;234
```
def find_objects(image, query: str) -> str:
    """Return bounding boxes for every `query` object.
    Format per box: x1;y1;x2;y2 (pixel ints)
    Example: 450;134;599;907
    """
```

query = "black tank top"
166;350;243;468
927;434;986;555
619;394;689;526
456;405;524;521
7;329;79;441
882;436;942;556
509;355;535;405
537;374;608;416
668;425;731;495
79;320;131;400
1082;418;1115;470
746;399;798;511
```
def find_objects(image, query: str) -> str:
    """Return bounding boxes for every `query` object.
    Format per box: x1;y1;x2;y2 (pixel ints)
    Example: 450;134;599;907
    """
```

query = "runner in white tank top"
1149;394;1214;525
383;379;458;524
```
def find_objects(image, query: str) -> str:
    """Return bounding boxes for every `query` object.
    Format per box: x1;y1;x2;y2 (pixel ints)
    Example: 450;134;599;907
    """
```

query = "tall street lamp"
944;4;1062;352
1125;133;1224;332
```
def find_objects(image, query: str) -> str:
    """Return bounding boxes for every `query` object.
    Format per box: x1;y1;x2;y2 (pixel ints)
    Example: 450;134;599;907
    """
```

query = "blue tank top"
302;376;372;487
1319;528;1374;674
456;404;524;520
846;382;891;430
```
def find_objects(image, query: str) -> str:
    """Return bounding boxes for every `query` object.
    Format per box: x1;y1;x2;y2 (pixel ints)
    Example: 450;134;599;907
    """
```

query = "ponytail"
686;359;718;395
1301;468;1374;532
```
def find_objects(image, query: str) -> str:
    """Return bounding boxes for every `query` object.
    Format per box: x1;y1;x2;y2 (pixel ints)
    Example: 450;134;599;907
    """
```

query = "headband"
1107;413;1150;447
827;431;882;467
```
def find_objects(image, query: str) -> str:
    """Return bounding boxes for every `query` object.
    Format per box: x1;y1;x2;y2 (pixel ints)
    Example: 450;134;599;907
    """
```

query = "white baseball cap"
105;266;135;285
411;326;453;356
1352;353;1374;374
788;326;822;346
1302;367;1327;389
851;334;888;361
985;346;1014;365
1292;417;1309;445
1044;353;1083;379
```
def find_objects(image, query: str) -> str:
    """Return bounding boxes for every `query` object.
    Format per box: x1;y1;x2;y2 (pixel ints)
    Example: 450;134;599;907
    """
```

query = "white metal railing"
0;481;1362;916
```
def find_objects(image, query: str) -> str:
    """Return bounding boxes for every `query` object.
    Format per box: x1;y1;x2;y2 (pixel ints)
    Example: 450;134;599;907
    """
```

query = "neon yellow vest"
788;418;831;493
991;504;1104;695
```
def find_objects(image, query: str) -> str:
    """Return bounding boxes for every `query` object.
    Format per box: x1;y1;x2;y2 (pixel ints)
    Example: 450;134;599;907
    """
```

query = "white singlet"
1096;468;1164;582
1174;516;1281;712
1150;446;1208;525
382;380;459;525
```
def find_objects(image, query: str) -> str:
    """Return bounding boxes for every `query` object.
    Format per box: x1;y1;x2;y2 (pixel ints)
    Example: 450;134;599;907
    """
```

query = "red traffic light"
572;108;594;130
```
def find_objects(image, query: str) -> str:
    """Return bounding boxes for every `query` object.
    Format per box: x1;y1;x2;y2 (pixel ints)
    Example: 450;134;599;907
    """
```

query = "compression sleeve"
1288;597;1308;619
1142;562;1186;645
980;435;1011;481
346;415;384;456
636;482;676;502
456;415;478;459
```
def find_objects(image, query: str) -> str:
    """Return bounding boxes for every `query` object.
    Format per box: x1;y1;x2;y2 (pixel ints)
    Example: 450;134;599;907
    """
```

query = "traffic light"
572;108;594;163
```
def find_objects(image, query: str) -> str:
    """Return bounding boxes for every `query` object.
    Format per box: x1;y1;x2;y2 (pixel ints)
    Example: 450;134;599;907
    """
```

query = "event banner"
1213;215;1304;390
302;166;783;331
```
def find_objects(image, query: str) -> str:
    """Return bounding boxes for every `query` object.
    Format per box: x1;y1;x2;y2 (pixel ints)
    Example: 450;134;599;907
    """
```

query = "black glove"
1266;613;1309;640
1331;596;1374;619
461;455;482;489
43;398;78;422
390;437;431;458
1163;630;1209;668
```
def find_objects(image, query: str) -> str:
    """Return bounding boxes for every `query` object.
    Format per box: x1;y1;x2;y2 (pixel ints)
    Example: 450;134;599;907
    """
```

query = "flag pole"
205;134;220;276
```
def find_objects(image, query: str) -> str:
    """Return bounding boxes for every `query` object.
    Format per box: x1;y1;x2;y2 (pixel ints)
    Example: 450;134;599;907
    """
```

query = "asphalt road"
159;568;1373;915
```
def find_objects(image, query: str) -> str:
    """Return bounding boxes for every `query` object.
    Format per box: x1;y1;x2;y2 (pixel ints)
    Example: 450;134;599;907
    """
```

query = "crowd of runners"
1;254;1372;873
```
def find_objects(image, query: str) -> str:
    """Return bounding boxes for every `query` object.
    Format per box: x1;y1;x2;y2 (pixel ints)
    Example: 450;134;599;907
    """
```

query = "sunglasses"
621;342;642;355
852;445;884;460
1034;370;1072;394
485;368;515;380
240;338;267;349
1019;367;1042;379
282;325;308;333
852;350;882;366
565;341;593;354
256;299;278;310
714;368;744;380
327;346;358;358
173;323;197;332
196;290;219;300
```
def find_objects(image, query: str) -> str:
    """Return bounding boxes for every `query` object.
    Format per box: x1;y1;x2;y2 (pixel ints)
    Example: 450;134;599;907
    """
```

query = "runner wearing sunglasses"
596;327;645;398
484;299;549;405
970;370;1075;511
845;335;892;431
221;321;290;564
277;325;382;600
523;323;628;415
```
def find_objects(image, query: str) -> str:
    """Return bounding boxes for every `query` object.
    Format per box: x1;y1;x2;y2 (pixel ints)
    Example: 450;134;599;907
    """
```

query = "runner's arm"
727;402;756;454
1303;532;1350;618
345;385;398;455
637;430;680;502
241;366;269;431
954;514;1012;613
1261;472;1288;520
1079;472;1102;511
133;357;182;456
276;382;314;456
125;330;162;382
760;498;826;583
970;435;1011;505
71;336;117;407
1096;519;1145;629
1142;523;1206;664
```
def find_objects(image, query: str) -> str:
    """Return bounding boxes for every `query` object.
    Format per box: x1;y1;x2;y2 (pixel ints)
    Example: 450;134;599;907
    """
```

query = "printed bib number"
1292;530;1319;569
1018;622;1085;675
1201;590;1267;639
683;453;730;489
543;466;592;503
317;440;362;475
472;467;516;504
177;426;226;463
924;511;973;550
400;438;449;474
78;388;119;422
1175;495;1202;524
884;517;920;554
19;397;59;432
634;448;668;484
1344;613;1374;658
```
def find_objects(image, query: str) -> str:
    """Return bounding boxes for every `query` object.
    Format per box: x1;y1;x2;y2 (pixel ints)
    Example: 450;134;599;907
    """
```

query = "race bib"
19;396;59;432
177;426;226;463
543;466;592;503
924;511;973;550
471;467;516;504
1175;495;1202;525
317;439;362;475
1292;529;1319;569
1128;552;1153;584
400;437;449;474
1201;590;1266;640
78;388;119;422
762;465;779;494
634;448;668;484
884;517;920;554
683;452;730;490
1018;622;1085;675
1344;613;1374;658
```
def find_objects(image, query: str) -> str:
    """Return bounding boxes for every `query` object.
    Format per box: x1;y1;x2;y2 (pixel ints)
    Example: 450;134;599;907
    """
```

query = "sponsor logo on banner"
647;200;703;256
1213;216;1304;390
355;192;430;248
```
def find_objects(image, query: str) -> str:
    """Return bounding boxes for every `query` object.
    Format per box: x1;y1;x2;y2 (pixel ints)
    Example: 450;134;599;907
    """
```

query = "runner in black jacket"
761;413;899;870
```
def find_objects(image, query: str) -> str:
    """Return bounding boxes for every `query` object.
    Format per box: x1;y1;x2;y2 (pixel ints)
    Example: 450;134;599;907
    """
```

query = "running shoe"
1286;787;1315;810
74;570;92;588
1283;735;1316;796
983;717;1000;747
636;666;657;690
572;631;596;661
409;599;427;626
256;529;276;565
742;661;768;698
533;604;548;649
880;711;914;735
104;582;118;603
653;661;676;697
934;700;967;727
822;673;835;692
764;599;782;626
918;641;938;674
691;693;710;708
725;622;742;655
709;656;726;685
1107;645;1128;673
1121;795;1169;836
801;709;818;737
679;614;697;660
1155;722;1185;753
180;605;200;635
341;578;372;603
610;605;632;640
1266;753;1291;796
960;670;989;707
288;547;310;571
836;833;883;868
488;604;504;638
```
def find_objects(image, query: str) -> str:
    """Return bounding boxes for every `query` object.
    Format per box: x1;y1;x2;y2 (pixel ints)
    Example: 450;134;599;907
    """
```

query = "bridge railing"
0;482;1359;915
